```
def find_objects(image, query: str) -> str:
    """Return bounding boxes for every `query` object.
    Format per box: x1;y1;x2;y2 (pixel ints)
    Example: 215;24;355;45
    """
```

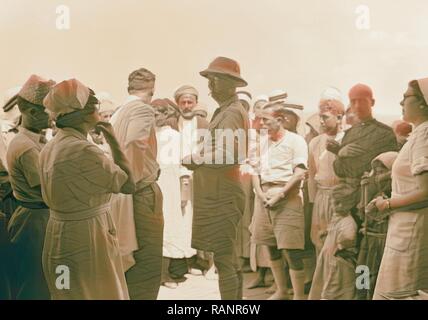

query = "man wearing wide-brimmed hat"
6;74;55;299
183;57;249;300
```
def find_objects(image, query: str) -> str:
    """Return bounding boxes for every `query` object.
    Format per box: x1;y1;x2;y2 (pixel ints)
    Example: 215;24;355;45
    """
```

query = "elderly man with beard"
182;57;249;300
174;85;211;275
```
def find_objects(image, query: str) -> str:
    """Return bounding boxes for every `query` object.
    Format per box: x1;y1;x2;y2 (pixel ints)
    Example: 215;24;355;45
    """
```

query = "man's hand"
181;200;188;210
338;143;366;158
256;191;268;204
326;140;341;155
95;122;117;144
264;192;284;209
371;196;390;213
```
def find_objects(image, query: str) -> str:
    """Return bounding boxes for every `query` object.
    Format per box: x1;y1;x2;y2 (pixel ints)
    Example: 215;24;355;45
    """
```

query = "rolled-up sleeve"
411;126;428;176
292;135;308;169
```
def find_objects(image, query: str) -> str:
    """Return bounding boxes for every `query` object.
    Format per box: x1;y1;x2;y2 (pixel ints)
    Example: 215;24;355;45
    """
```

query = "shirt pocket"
386;211;419;252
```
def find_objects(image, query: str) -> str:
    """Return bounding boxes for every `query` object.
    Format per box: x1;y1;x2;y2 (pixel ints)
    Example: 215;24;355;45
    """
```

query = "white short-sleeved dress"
374;121;428;299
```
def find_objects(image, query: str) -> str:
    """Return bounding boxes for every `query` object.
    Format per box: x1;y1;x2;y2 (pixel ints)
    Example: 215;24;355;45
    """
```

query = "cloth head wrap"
174;85;198;103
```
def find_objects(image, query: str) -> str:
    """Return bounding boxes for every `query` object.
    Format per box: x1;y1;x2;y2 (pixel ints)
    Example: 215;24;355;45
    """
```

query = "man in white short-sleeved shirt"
251;101;308;300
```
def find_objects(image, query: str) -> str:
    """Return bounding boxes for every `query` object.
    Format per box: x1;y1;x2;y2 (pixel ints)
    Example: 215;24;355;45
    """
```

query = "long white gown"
156;126;196;259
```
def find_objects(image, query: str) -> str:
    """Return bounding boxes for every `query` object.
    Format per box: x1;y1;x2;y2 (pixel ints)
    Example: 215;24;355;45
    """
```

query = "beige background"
1;0;428;122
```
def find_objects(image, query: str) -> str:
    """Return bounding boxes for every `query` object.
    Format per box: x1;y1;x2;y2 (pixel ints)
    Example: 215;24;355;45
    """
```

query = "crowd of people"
0;56;428;300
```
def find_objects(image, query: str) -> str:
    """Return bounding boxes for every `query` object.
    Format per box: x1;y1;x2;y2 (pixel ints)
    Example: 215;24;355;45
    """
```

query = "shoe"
162;282;178;289
204;266;218;280
188;268;203;276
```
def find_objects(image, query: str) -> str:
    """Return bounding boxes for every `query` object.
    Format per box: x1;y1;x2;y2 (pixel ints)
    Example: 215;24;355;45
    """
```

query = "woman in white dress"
40;79;135;299
371;78;428;299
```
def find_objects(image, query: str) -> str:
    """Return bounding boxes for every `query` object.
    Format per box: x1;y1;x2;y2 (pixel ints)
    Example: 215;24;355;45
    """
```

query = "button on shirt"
260;131;308;185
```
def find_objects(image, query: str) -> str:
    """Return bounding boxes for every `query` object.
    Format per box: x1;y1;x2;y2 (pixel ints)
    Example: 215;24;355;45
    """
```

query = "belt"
261;182;287;188
17;200;49;210
339;177;361;186
50;203;110;222
316;185;335;191
366;231;387;239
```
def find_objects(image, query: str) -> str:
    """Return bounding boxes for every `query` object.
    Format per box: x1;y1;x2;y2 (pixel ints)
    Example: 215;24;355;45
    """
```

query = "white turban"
174;85;198;103
320;86;343;103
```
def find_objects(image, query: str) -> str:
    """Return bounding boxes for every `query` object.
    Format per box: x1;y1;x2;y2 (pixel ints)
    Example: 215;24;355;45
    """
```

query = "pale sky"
1;0;428;121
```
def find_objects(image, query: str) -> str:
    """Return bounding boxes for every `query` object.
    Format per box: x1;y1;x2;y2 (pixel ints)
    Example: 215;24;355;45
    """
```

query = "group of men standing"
0;55;415;300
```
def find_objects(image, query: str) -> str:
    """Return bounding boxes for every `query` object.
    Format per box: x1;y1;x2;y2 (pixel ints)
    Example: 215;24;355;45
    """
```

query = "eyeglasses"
400;94;422;107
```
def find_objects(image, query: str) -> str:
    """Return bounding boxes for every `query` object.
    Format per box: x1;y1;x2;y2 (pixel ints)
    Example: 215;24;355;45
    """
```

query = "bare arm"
390;172;428;209
307;142;317;203
279;166;306;197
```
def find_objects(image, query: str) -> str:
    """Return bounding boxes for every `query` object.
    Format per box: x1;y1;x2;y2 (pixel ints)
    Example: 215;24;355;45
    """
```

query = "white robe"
157;126;196;258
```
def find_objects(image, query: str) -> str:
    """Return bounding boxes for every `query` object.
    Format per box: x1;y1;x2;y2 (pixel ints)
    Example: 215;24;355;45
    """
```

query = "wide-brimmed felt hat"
200;57;247;87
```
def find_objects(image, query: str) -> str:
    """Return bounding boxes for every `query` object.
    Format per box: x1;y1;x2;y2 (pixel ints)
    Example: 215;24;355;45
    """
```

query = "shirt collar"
124;95;142;105
19;127;44;145
357;118;376;127
412;120;428;135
